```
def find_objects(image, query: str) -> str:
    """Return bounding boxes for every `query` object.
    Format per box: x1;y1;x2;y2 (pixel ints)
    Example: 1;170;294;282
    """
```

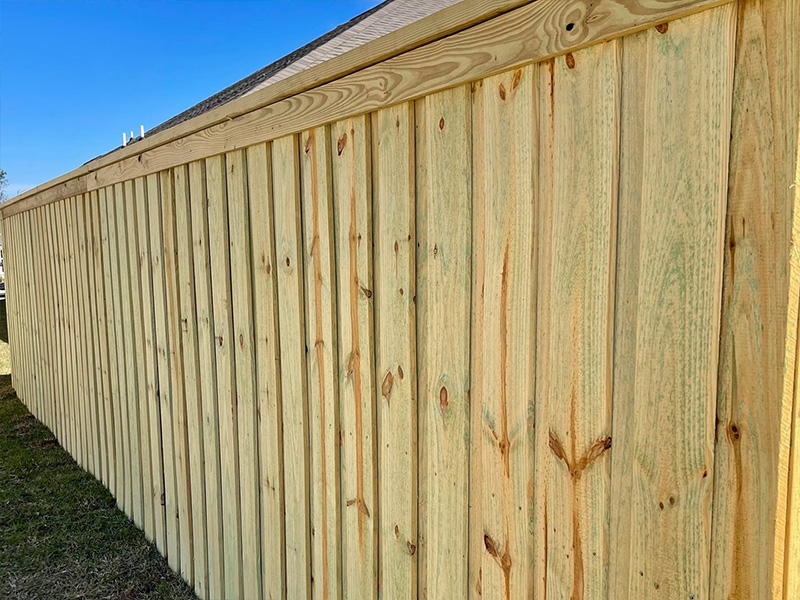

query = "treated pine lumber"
132;177;159;544
300;125;341;600
138;174;167;554
415;85;472;600
0;0;736;219
173;164;209;597
206;154;244;600
28;210;45;424
117;181;144;527
126;178;155;541
88;190;113;490
27;211;42;421
50;203;69;449
161;169;194;584
245;143;286;600
74;196;95;476
225;148;262;600
469;64;537;600
107;184;133;512
148;173;181;572
57;202;77;461
188;159;225;600
534;41;619;600
33;209;52;435
272;133;312;600
607;6;736;599
372;102;417;600
76;194;102;479
66;198;89;470
99;188;122;499
330;116;378;600
82;193;104;484
707;0;800;598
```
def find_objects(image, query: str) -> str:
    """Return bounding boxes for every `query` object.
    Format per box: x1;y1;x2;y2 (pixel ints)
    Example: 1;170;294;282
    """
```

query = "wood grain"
174;164;207;595
245;143;287;600
147;175;181;572
300;126;341;600
470;64;537;600
373;102;417;600
707;0;800;598
226;148;263;600
272;134;312;600
86;191;111;490
122;179;148;533
107;187;132;505
607;6;736;599
188;160;226;600
206;154;244;599
136;176;167;554
535;40;619;600
99;188;122;502
331;116;378;600
415;85;472;600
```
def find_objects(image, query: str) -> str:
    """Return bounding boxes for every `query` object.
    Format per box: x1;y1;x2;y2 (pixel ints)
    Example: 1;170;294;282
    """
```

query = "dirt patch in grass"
0;299;196;599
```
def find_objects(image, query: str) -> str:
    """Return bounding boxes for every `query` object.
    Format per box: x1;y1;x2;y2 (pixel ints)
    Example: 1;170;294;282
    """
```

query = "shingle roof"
125;0;460;148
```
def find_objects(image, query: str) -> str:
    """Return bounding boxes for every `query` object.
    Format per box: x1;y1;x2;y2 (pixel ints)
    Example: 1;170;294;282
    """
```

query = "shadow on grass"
0;299;8;344
0;380;197;600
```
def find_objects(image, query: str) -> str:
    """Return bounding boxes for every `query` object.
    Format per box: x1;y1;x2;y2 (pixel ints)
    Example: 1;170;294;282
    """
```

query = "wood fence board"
372;102;418;600
535;40;619;600
99;188;122;500
226;148;263;600
330;115;378;600
119;180;145;528
68;197;90;470
206;154;244;599
147;173;181;572
119;182;143;521
272;133;312;600
125;179;155;540
86;191;110;488
141;174;168;555
245;143;287;600
77;195;102;479
188;159;225;600
607;6;736;599
174;164;209;596
709;0;800;597
299;125;341;600
160;169;194;585
470;63;538;600
415;85;472;600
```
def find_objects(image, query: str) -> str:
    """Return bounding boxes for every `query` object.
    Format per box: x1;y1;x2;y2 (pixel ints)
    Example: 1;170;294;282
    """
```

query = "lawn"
0;300;197;599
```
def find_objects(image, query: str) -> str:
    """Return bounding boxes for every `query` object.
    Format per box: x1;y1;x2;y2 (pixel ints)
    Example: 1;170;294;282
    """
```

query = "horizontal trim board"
0;0;731;219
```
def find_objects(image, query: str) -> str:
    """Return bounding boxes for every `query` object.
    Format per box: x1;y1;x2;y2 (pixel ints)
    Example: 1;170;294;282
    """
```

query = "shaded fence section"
2;1;800;599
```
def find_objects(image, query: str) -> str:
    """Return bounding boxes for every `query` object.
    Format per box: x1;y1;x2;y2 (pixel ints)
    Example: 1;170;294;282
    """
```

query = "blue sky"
0;0;381;196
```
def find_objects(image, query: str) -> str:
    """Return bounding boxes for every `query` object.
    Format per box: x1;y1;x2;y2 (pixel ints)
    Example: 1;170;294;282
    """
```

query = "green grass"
0;300;197;600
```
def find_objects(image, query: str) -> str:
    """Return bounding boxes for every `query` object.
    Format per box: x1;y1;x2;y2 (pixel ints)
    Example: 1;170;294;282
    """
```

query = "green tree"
0;170;7;202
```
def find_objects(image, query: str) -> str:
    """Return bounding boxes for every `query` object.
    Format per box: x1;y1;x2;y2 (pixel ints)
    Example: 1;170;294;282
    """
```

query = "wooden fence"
2;0;799;598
